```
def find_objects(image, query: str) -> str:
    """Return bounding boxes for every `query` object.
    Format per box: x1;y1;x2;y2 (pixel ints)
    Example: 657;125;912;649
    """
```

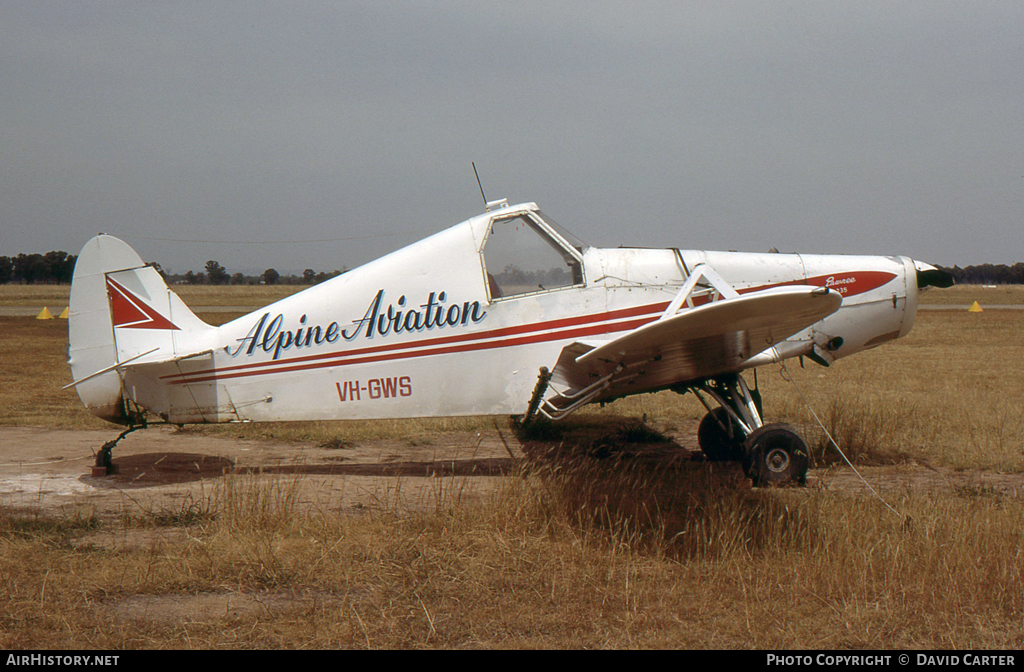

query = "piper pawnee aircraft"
67;198;952;484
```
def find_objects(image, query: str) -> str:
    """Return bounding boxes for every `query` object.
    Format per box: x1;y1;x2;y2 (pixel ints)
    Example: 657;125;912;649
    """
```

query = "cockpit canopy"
480;205;587;300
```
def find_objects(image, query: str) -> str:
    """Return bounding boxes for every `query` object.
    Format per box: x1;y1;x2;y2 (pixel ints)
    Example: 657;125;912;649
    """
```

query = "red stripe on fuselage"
169;315;655;385
162;301;669;385
163;270;897;386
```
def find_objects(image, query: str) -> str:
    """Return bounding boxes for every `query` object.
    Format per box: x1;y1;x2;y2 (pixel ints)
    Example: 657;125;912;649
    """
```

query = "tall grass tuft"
515;419;821;565
804;395;920;466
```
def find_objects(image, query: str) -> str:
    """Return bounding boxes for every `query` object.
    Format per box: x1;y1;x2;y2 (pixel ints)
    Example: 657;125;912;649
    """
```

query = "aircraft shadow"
85;451;517;489
80;441;804;560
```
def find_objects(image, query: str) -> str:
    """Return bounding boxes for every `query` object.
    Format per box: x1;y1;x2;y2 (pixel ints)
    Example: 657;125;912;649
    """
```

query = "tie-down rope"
779;360;905;519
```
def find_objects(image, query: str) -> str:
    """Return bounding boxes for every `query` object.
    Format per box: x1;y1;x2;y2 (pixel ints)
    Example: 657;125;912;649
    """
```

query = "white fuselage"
116;204;918;424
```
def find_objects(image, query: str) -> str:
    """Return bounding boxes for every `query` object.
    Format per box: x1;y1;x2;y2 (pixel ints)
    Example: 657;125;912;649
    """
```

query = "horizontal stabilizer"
63;347;216;390
62;348;160;389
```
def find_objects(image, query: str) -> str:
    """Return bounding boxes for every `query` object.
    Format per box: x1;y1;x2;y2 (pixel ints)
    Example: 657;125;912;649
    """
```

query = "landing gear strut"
685;373;808;486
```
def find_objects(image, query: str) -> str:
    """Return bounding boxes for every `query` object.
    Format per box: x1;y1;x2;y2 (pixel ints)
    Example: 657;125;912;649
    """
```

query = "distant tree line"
2;250;1021;287
0;252;346;286
494;264;570;288
0;252;77;284
159;261;347;287
937;263;1024;286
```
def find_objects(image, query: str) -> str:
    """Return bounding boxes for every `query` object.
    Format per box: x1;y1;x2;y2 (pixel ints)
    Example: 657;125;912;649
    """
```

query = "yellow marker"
58;307;69;319
968;301;983;313
36;307;54;320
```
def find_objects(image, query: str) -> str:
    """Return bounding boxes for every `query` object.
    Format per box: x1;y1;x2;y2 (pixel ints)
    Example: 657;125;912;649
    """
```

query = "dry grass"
1;464;1021;649
0;285;72;308
0;284;301;308
764;310;1024;472
168;285;304;307
1;286;1023;648
3;281;1019;307
0;318;110;429
918;284;1024;306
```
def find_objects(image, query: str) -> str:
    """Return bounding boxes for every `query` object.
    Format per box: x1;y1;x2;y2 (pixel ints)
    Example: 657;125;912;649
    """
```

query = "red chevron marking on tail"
106;276;180;330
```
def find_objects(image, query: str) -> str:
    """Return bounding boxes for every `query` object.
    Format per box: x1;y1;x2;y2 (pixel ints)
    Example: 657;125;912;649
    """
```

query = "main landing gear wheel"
697;408;745;462
743;423;809;486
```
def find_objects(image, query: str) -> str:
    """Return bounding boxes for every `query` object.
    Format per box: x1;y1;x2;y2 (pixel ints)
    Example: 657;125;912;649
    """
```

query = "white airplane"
67;199;952;484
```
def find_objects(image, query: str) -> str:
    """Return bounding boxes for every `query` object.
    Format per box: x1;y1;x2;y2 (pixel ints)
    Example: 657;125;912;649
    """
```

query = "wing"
542;286;841;417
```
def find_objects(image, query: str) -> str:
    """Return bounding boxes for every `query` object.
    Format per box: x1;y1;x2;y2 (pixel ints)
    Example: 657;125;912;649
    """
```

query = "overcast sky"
2;2;1021;274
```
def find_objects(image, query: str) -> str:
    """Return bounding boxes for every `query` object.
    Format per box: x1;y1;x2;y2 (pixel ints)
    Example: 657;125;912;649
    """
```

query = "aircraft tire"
743;423;809;486
697;408;745;462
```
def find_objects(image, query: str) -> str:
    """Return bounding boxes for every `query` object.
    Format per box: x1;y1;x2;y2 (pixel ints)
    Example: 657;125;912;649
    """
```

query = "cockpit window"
482;214;584;300
535;210;588;253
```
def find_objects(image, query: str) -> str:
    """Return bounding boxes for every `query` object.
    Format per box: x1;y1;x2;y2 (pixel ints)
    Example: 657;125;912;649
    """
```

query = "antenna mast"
472;162;487;207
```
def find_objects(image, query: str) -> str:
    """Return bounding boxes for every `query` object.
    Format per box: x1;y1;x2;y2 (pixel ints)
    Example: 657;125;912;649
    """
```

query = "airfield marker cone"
968;301;983;313
36;307;54;320
58;307;69;319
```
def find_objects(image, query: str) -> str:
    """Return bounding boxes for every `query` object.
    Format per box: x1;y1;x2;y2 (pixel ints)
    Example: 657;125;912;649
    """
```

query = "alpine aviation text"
229;290;488;360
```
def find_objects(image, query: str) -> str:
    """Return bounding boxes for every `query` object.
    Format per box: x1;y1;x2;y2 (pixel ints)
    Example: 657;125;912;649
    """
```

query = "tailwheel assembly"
91;421;146;477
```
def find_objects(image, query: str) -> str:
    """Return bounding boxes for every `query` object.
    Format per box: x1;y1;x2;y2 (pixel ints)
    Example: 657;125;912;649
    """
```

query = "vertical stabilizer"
68;234;213;423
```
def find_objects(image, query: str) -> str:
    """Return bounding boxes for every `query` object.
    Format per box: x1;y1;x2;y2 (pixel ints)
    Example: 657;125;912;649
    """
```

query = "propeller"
916;266;955;289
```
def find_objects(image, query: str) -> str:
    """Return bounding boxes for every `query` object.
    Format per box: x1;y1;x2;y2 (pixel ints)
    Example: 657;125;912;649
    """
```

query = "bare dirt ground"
2;424;1021;522
0;425;521;519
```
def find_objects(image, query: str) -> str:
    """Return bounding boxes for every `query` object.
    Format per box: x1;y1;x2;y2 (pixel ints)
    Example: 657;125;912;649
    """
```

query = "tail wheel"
743;423;809;486
697;408;745;462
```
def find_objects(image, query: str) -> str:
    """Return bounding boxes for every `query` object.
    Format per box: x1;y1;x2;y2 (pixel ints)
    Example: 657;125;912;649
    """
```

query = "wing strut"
659;263;739;319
